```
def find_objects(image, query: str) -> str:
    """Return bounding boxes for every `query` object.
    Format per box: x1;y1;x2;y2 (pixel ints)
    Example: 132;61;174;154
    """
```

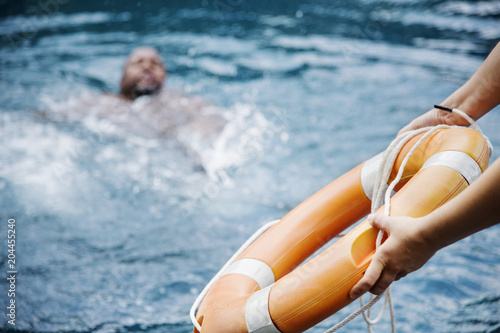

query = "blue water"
1;1;500;332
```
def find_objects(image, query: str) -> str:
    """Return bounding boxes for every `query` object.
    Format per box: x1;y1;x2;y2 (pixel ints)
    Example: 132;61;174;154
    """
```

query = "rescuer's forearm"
419;158;500;251
440;42;500;120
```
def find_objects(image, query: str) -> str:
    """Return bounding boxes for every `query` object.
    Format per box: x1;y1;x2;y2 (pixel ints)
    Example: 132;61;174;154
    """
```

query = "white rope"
323;108;492;333
451;108;493;157
190;219;279;332
323;126;438;333
323;294;384;333
323;128;429;333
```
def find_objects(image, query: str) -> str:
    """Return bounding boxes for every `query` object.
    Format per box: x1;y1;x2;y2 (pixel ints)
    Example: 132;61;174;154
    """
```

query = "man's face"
120;47;166;100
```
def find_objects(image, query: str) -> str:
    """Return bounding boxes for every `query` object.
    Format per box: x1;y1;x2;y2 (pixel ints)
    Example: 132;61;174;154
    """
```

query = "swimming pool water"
1;1;500;332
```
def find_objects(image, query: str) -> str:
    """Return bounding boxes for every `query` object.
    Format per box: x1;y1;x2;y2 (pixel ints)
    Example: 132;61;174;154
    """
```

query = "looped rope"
450;108;493;157
323;108;492;333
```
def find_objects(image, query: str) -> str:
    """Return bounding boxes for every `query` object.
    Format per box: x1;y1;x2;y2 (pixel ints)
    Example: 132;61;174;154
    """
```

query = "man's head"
120;47;166;100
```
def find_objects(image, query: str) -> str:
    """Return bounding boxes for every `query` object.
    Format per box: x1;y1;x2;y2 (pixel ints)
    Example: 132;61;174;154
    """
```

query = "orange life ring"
194;127;489;333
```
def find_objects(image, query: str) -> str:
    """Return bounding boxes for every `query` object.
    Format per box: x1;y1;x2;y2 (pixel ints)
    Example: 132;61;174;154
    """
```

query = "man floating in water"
45;46;232;173
104;46;227;143
113;46;230;171
45;46;266;175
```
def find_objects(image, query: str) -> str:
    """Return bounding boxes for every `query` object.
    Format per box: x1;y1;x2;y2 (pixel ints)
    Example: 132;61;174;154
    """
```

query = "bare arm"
399;42;500;134
350;158;500;299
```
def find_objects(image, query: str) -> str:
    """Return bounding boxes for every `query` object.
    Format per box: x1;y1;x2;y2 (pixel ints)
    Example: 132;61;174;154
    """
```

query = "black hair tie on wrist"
434;104;453;112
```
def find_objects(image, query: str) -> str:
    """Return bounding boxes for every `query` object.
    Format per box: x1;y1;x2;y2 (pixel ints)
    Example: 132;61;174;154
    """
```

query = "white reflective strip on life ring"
361;152;384;201
245;285;281;333
422;150;482;185
222;258;275;290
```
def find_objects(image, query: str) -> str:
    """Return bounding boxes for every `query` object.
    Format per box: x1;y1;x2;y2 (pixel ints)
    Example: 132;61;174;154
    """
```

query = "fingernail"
349;291;358;299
